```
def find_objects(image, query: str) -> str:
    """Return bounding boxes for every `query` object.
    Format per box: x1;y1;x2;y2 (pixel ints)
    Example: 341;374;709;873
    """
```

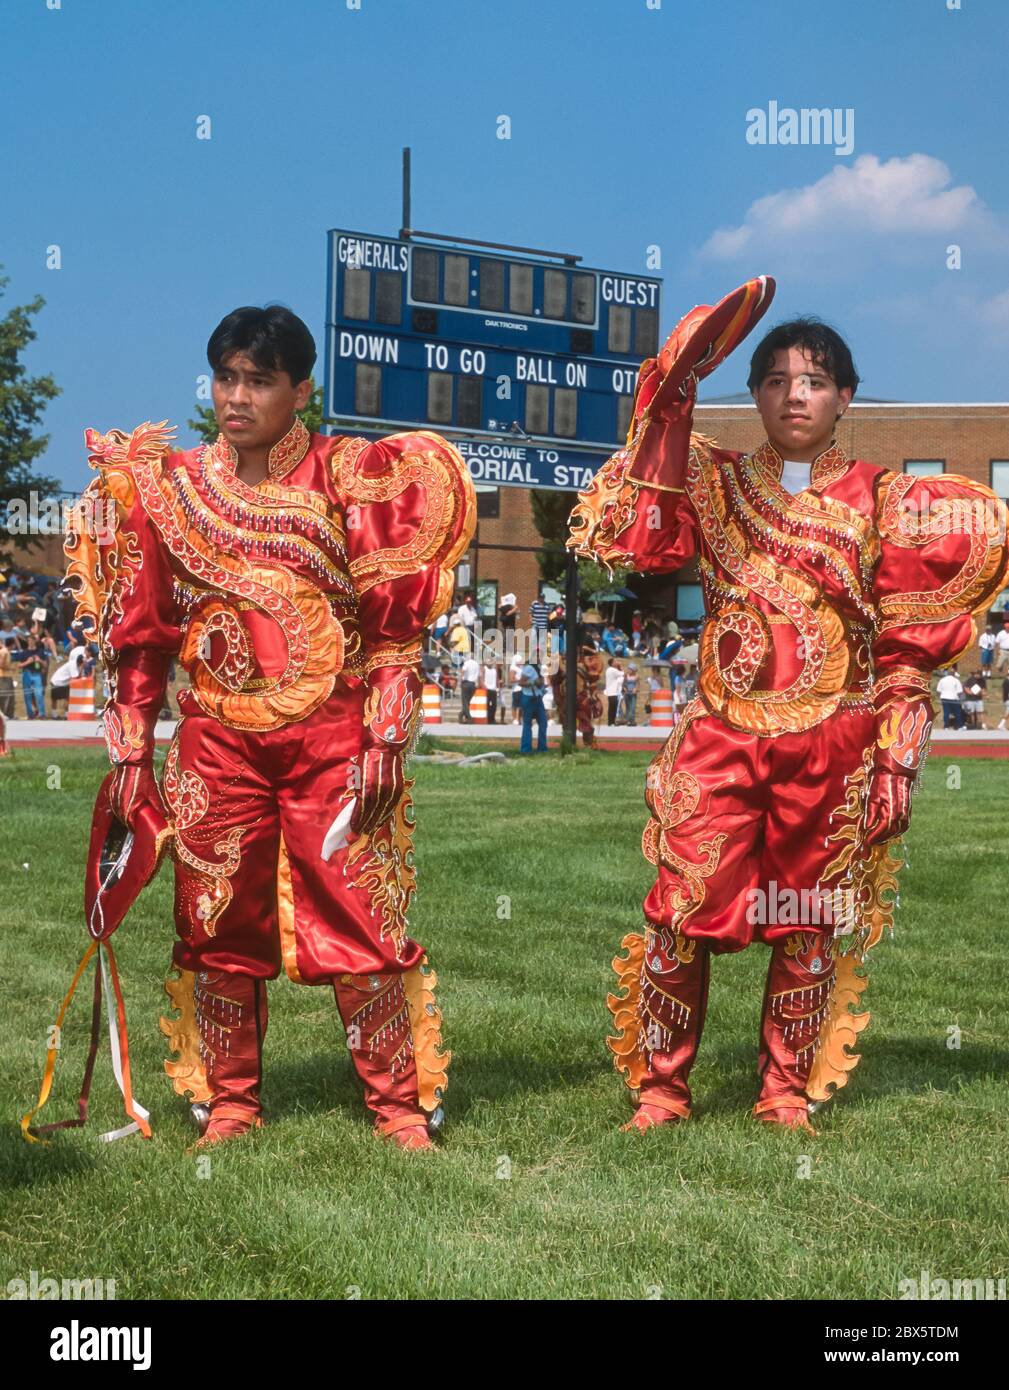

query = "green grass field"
1;743;1007;1300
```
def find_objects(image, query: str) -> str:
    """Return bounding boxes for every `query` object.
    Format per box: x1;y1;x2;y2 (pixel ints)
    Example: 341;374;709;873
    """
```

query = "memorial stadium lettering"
456;440;598;491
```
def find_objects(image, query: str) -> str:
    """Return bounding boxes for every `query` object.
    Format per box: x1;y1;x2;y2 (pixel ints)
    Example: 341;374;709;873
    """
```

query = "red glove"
349;666;421;837
625;280;773;492
863;684;932;847
350;746;406;838
102;649;171;835
863;768;914;847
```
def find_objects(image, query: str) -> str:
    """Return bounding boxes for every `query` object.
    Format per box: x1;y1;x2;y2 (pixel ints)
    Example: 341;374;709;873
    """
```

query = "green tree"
0;270;61;565
187;383;325;446
529;488;571;586
528;487;629;597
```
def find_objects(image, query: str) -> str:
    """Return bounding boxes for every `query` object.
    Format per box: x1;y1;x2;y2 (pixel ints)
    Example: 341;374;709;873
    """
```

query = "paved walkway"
6;717;1009;750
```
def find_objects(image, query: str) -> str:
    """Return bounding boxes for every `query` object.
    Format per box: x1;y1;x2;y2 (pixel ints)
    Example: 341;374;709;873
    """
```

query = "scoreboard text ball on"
325;229;662;492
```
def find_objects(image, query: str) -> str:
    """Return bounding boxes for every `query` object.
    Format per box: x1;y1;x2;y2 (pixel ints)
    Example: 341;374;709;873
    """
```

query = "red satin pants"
643;702;875;952
165;690;424;984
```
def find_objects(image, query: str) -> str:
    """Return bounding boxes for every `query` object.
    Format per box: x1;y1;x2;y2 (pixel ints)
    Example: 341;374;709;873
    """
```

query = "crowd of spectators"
424;595;1009;741
0;568;96;720
423;593;704;740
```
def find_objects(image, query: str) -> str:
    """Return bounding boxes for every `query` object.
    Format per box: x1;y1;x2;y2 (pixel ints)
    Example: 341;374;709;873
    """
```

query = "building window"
475;485;499;519
477;579;498;618
343;267;370;320
553;387;578;438
374;271;402;325
608;304;631;354
457;375;483;429
904;459;944;478
509;263;534;315
525;383;549;435
479;259;505;310
991;461;1009;499
543;269;568;320
412;248;439;302
675;584;705;623
427;372;453;424
354;363;381;416
443;253;469;306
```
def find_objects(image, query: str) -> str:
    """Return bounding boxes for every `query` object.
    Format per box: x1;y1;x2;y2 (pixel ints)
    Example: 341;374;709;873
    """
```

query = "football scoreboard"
324;228;662;491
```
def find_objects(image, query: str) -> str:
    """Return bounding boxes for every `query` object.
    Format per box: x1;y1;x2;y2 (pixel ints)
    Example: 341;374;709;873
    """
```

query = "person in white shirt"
509;654;524;724
460;653;480;723
979;628;995;676
994;623;1009;673
604;659;624;726
936;669;964;729
962;670;987;729
457;596;479;631
49;642;87;719
482;661;499;724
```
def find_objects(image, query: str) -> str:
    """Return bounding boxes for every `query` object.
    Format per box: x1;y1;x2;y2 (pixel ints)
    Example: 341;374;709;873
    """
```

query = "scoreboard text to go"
334;332;639;396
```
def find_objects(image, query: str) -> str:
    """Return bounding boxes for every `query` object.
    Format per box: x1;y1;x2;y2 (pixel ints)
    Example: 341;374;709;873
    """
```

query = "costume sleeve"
64;422;182;763
567;356;702;573
331;429;476;746
870;471;1009;772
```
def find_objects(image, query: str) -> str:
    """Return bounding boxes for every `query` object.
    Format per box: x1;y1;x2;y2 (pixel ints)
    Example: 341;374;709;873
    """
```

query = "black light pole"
400;147;412;238
564;546;578;745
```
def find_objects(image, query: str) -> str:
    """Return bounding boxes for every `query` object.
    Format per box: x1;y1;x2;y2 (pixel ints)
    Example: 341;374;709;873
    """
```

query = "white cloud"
980;288;1009;330
701;153;1001;261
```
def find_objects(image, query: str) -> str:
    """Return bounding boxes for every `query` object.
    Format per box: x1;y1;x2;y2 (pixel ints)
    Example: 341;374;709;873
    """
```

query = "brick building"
459;401;1009;634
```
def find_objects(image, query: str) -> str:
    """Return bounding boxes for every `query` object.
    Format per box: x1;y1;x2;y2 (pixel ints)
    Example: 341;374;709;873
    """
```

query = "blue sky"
3;0;1008;489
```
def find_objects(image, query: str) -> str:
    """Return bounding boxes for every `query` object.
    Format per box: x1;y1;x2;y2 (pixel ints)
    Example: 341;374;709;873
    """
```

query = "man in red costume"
570;279;1008;1133
64;306;475;1150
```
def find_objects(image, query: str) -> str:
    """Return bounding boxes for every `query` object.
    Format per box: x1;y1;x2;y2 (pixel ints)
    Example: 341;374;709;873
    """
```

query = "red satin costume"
65;419;475;1144
553;642;603;747
570;289;1009;1132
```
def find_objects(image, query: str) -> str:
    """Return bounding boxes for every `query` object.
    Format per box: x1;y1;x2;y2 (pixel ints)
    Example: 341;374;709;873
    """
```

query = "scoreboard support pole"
563;547;578;746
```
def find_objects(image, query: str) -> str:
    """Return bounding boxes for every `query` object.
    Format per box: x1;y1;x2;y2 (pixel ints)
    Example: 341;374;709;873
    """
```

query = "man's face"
752;346;851;458
212;351;312;450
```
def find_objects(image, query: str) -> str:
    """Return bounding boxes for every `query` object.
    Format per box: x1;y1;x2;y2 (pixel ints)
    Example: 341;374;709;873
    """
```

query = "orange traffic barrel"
470;687;488;723
650;688;674;729
68;676;96;721
422;683;442;724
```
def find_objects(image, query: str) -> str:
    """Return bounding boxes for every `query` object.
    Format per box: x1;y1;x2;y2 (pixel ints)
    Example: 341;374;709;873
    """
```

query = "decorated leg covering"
334;969;433;1137
160;967;212;1107
754;932;835;1131
608;929;710;1125
195;970;266;1144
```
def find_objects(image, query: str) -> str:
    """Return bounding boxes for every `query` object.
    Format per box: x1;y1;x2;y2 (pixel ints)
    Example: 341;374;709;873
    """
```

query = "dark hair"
207;305;316;385
747;317;859;396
